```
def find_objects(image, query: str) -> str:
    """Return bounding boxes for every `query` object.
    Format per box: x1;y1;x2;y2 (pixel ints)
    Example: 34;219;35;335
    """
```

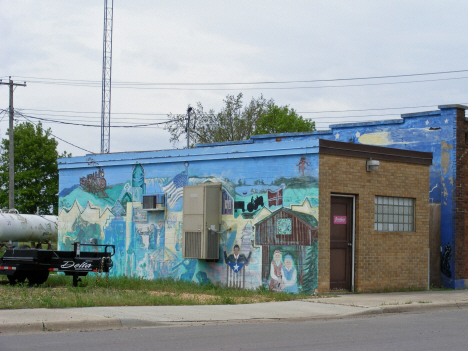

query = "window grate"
375;196;414;232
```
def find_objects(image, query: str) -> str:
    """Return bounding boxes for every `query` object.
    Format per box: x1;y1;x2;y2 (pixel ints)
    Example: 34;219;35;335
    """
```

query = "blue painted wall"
58;140;320;293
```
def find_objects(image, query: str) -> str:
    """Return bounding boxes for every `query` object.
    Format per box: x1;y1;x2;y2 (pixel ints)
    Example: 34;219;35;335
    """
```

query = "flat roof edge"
319;139;433;165
438;104;468;110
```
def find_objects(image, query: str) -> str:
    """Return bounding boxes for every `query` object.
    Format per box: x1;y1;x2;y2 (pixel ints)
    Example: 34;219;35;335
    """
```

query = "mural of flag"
162;171;188;208
268;188;283;207
228;262;245;273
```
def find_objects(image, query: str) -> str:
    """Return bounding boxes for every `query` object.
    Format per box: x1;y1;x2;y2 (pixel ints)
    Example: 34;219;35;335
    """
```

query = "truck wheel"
7;272;27;285
27;271;49;286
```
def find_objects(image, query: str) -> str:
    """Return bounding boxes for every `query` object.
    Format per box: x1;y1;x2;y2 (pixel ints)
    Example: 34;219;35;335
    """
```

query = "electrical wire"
17;113;174;128
16;112;95;154
10;69;468;86
17;102;467;116
17;108;170;116
13;76;468;91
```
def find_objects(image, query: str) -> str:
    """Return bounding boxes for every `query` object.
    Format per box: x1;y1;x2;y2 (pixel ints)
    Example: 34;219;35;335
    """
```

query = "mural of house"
58;129;432;293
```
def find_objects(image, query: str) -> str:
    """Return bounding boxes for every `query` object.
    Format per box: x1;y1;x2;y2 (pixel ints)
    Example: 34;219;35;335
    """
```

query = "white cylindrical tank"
0;212;58;243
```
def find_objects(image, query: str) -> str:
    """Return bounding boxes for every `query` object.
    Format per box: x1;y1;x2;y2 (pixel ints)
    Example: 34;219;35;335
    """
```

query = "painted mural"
58;153;320;294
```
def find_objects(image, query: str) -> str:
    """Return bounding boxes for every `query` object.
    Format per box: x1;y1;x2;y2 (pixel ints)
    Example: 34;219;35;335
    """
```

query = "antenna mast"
101;0;113;153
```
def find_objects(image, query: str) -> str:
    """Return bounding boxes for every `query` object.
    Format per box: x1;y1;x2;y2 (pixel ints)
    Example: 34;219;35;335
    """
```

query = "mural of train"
80;167;107;196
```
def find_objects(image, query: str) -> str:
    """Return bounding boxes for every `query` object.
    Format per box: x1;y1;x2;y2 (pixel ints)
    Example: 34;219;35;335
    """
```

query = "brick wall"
318;154;430;293
455;108;468;283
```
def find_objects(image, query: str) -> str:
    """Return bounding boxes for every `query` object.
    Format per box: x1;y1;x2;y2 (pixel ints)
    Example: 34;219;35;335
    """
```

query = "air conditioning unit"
142;194;165;211
182;183;221;260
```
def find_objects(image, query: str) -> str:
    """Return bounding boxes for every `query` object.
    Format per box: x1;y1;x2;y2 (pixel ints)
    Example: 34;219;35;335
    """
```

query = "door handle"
347;243;352;246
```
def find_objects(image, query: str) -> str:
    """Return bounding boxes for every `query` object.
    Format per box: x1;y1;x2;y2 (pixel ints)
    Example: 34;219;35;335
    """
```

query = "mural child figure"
269;249;284;292
223;244;253;272
156;219;165;249
297;157;309;177
280;255;298;294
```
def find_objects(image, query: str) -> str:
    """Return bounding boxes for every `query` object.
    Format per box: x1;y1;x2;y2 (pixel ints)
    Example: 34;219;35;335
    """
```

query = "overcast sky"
1;1;467;157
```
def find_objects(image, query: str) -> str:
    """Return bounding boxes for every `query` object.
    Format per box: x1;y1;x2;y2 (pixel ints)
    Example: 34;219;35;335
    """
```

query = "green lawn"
0;274;311;309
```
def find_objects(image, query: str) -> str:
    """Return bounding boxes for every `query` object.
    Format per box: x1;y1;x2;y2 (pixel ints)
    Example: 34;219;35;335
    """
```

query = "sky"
1;1;467;157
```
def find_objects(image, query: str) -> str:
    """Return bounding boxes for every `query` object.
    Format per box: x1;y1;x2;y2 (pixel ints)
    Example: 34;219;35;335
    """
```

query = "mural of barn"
254;208;318;294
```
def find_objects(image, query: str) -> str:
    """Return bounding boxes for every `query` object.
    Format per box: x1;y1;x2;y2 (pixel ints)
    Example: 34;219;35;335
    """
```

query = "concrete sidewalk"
1;290;467;334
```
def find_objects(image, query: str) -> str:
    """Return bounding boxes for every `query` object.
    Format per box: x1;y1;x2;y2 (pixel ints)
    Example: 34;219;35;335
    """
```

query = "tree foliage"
0;122;70;215
253;105;315;135
165;93;272;147
165;93;315;147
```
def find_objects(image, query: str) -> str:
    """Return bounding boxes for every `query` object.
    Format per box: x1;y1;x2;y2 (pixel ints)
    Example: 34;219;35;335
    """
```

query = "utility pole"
186;107;196;149
186;107;192;149
0;77;26;209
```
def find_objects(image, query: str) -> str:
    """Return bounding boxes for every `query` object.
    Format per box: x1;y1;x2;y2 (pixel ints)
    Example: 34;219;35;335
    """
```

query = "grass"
0;274;311;310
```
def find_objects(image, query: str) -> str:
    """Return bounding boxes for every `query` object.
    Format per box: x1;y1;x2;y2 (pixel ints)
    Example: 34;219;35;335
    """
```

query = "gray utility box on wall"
182;183;222;260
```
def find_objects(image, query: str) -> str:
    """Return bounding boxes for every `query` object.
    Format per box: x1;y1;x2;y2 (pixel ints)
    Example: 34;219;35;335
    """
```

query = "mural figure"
297;157;309;176
224;244;254;288
281;255;298;293
269;249;284;291
156;219;165;248
136;224;155;249
223;244;253;271
441;243;452;278
132;164;146;202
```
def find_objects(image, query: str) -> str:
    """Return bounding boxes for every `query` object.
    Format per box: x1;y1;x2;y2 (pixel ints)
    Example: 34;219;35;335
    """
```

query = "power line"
16;111;404;123
16;112;95;154
17;113;173;128
12;113;167;123
17;108;170;116
10;69;468;86
11;76;468;91
16;103;460;117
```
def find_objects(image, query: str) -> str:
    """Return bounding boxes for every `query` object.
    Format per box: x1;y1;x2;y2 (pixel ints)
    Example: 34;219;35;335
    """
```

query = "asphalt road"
1;309;467;351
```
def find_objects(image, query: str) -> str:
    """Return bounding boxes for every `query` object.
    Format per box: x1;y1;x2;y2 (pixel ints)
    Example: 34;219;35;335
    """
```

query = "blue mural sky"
1;1;467;156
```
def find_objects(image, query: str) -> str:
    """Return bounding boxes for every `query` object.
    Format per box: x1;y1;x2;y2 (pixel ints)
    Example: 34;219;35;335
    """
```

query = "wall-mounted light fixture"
366;158;380;172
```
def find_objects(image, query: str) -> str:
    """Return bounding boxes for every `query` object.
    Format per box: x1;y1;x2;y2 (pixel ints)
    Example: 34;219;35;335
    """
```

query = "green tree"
166;93;315;147
302;242;318;294
0;122;70;215
165;93;273;147
253;105;316;135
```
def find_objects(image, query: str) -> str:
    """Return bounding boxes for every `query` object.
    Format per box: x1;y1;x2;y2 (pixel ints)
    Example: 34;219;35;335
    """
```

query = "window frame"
374;196;415;232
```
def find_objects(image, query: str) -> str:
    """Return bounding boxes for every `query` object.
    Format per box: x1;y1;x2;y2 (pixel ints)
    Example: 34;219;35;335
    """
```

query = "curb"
0;317;123;335
2;301;468;335
379;301;468;314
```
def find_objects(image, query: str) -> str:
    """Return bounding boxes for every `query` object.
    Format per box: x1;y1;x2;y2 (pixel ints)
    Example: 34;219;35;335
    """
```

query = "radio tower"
101;0;113;153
